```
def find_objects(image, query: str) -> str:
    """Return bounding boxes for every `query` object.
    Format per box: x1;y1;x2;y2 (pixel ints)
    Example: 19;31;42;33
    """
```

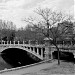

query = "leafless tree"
24;8;74;65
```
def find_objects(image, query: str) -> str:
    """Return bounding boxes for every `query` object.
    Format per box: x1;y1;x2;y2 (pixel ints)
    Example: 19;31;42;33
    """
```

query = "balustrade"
1;39;75;60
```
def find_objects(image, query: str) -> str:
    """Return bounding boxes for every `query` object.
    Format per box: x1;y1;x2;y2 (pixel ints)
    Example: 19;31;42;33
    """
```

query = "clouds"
0;0;74;28
0;0;24;9
0;0;44;9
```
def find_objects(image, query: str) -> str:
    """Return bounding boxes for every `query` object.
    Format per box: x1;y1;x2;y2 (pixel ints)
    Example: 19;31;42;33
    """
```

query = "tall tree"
24;8;74;65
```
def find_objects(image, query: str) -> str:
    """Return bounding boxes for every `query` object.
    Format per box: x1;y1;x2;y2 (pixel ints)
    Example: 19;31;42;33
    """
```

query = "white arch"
0;45;43;60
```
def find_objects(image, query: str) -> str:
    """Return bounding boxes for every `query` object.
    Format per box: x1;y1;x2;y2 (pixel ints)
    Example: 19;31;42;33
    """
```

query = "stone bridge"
0;40;75;74
0;41;46;60
0;40;75;60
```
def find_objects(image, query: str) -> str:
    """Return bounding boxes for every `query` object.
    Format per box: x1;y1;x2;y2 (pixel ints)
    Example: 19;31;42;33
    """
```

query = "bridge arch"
0;45;44;60
1;48;41;67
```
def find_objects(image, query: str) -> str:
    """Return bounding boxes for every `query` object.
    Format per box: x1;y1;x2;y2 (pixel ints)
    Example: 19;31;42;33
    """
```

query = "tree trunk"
55;44;60;65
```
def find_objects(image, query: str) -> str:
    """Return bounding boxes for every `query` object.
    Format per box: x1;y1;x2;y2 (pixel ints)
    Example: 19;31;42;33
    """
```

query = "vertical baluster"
23;41;24;45
14;41;15;45
41;48;43;59
29;40;31;44
7;41;8;45
1;40;3;44
18;41;19;45
29;47;31;51
37;48;39;55
4;41;5;45
33;47;35;53
10;41;11;45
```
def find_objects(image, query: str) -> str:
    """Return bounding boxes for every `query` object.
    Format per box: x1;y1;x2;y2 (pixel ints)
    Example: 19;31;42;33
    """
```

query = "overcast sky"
0;0;74;28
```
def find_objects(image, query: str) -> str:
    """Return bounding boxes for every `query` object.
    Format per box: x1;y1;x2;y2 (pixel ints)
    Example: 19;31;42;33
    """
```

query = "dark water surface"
0;48;41;71
0;54;12;70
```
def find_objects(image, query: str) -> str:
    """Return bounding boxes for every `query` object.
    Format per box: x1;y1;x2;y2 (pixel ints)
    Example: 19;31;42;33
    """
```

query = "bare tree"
24;8;74;65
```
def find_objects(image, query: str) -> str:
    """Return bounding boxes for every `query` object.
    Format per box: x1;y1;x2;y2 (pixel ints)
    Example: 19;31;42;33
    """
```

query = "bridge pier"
50;50;54;59
44;46;51;60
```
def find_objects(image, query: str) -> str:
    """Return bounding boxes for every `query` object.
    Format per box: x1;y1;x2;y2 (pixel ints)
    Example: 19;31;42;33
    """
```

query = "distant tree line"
0;19;75;45
0;20;16;42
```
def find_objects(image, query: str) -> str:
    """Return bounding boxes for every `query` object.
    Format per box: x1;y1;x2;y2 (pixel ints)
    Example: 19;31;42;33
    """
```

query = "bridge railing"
0;40;45;45
1;40;75;48
1;40;75;60
0;41;29;45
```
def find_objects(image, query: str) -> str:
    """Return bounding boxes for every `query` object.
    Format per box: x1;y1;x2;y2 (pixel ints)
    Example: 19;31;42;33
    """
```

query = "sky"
0;0;74;28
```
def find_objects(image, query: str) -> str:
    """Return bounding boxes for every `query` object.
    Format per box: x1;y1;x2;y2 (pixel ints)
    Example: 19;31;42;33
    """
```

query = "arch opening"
1;48;41;68
53;51;75;62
